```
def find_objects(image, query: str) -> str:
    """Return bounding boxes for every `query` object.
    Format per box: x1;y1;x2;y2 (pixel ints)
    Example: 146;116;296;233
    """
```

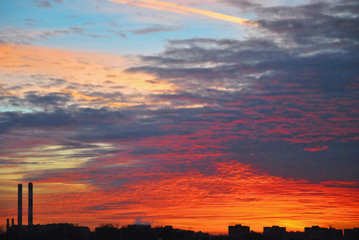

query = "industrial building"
6;183;33;230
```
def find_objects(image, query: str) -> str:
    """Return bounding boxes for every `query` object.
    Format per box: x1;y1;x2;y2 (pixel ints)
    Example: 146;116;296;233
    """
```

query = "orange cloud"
109;0;258;26
0;44;174;107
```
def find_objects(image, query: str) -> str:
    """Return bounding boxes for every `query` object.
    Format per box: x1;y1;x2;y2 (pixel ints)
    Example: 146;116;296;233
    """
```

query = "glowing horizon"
4;163;359;233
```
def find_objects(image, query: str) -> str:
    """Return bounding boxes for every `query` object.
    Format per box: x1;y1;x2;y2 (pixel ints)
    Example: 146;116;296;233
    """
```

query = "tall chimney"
18;184;22;226
12;218;14;226
6;218;9;230
28;182;33;226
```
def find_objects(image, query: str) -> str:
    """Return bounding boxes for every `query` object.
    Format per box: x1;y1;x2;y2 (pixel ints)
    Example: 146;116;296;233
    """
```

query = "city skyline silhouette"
2;182;359;240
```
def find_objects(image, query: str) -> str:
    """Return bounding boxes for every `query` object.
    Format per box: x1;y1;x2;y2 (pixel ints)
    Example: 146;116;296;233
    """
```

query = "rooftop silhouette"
2;223;359;240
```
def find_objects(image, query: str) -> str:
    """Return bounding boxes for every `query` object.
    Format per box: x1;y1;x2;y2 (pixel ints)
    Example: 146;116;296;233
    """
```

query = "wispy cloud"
108;0;258;26
0;27;103;45
33;0;62;8
131;24;183;35
304;146;328;152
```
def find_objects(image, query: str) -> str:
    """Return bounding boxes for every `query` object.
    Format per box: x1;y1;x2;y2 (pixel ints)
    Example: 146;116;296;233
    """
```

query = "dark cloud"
131;25;183;35
125;1;359;95
226;0;359;48
126;38;358;94
47;78;68;86
108;29;128;38
107;21;128;38
86;201;140;212
323;182;359;189
69;27;104;38
0;107;131;132
257;8;359;46
0;91;72;111
0;161;44;165
34;0;52;8
23;18;43;26
222;0;261;13
24;91;72;108
226;140;359;182
0;27;70;44
33;0;62;8
0;26;104;45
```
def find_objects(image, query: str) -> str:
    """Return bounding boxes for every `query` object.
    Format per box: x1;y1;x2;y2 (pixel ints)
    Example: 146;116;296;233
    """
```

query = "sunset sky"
0;0;359;234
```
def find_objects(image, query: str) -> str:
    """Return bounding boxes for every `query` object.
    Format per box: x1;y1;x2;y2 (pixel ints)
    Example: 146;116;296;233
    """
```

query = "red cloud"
303;146;328;152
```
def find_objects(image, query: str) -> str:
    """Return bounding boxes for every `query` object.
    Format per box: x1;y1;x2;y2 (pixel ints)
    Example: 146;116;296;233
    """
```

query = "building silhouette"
18;184;22;226
263;226;286;240
28;183;33;226
304;226;342;240
9;183;33;228
344;228;359;240
228;224;250;239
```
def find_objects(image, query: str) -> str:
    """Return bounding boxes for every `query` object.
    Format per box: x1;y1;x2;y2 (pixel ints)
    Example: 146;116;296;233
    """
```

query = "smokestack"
18;184;22;226
12;218;14;226
28;182;33;226
6;218;9;230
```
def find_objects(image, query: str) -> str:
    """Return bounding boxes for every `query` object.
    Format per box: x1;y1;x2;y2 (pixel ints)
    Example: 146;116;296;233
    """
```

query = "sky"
0;0;359;234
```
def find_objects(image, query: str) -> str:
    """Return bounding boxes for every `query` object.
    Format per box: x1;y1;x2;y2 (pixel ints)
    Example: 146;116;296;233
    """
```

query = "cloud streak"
131;24;183;35
108;0;258;26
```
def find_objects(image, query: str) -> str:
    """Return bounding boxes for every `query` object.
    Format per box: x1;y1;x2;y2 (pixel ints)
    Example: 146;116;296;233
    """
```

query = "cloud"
0;161;44;165
304;146;328;152
0;26;103;45
0;27;70;44
134;216;152;225
34;0;52;8
119;0;359;182
108;29;128;38
227;0;359;48
222;0;261;13
2;35;358;181
0;43;171;101
33;0;62;8
0;107;131;133
131;25;183;35
0;91;73;112
108;0;258;26
24;91;72;107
